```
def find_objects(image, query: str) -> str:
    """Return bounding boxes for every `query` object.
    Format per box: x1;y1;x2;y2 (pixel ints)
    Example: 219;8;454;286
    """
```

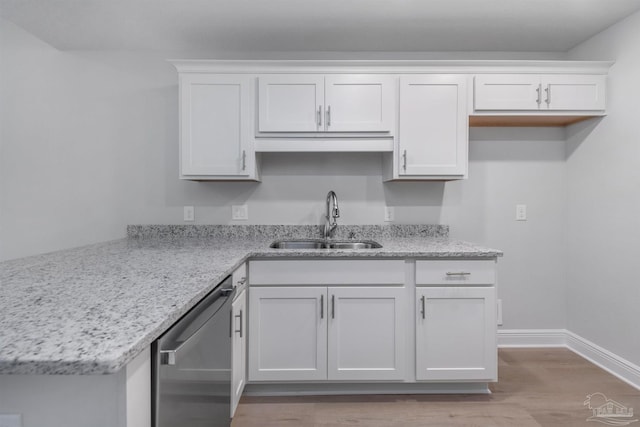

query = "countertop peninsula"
0;225;502;375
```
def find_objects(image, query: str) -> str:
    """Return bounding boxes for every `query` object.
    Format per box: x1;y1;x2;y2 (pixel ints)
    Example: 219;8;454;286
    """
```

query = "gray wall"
566;11;640;365
1;18;569;330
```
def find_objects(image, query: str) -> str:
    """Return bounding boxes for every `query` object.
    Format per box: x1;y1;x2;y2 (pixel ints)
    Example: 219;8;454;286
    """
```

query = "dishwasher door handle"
160;286;236;366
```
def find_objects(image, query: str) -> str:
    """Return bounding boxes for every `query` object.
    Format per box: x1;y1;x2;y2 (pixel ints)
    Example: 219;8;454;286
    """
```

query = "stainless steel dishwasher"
152;276;235;427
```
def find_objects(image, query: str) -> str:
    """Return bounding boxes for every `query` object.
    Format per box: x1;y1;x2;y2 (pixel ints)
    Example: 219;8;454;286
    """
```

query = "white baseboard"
498;329;640;390
565;331;640;391
498;329;567;348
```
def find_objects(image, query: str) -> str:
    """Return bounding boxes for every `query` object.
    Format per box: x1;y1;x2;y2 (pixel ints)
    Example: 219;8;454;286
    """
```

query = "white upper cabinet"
396;75;468;179
323;75;394;132
258;74;395;133
179;74;257;180
258;75;324;132
474;74;606;111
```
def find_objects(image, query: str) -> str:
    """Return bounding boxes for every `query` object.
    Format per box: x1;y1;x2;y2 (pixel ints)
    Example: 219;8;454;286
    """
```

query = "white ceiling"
2;0;640;53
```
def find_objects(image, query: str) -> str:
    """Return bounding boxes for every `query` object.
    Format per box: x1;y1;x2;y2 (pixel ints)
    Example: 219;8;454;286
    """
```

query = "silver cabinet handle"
402;150;407;171
331;294;335;319
241;150;247;171
326;105;331;128
420;295;426;319
235;310;243;338
320;294;324;319
536;84;542;106
446;271;471;276
317;105;322;128
545;84;551;106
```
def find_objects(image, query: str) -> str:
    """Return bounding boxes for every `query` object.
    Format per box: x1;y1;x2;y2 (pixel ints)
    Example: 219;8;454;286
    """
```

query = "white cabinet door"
258;74;394;133
327;287;405;381
474;74;540;110
248;287;327;381
258;75;324;132
324;75;394;132
180;74;254;179
398;75;468;177
543;74;606;110
474;74;606;111
416;287;496;381
231;289;246;418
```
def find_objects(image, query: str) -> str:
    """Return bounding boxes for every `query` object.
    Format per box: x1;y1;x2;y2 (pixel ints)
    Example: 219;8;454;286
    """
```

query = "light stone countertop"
0;225;502;375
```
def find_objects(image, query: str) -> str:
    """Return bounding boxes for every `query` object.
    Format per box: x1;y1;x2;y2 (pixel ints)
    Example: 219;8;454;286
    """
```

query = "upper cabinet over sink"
258;74;395;133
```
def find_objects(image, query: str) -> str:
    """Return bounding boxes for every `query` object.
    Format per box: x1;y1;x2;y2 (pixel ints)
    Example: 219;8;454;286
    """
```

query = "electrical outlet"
516;204;527;221
232;205;249;220
183;206;195;222
384;206;395;222
497;299;503;326
0;414;22;427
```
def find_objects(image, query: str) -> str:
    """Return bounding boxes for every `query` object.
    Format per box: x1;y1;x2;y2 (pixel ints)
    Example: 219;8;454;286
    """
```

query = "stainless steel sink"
270;240;382;249
269;240;326;249
325;241;382;249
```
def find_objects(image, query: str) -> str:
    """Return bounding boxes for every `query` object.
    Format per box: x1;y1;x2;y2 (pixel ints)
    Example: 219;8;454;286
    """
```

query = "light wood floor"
232;348;640;426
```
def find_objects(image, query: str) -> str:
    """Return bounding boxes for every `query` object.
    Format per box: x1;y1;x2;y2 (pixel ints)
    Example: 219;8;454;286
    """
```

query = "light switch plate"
384;206;395;222
183;206;195;222
0;414;22;427
232;205;249;220
516;204;527;221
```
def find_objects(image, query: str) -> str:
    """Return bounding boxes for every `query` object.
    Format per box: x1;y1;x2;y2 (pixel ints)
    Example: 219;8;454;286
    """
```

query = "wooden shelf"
469;115;600;127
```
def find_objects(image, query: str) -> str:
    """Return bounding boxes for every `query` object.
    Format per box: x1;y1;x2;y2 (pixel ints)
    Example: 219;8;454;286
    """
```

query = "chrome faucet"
324;190;340;239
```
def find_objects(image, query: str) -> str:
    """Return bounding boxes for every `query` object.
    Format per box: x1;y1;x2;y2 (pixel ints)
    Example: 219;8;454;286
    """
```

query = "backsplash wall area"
1;18;566;333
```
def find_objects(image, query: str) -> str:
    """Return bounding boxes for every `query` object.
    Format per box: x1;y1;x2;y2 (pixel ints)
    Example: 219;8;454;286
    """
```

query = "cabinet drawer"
249;260;405;285
416;260;495;285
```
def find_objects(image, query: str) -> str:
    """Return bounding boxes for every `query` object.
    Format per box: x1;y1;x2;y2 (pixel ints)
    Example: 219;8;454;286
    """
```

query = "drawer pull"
446;271;471;276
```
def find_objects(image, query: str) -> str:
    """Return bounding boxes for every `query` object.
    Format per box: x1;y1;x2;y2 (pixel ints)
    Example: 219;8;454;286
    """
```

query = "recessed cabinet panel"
328;287;405;381
179;74;254;179
544;75;606;110
258;75;324;132
398;75;468;177
324;75;394;132
416;287;496;381
474;75;541;110
248;287;327;381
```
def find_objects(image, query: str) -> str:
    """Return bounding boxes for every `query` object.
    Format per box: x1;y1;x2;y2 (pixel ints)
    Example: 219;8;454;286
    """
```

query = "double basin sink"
270;239;382;250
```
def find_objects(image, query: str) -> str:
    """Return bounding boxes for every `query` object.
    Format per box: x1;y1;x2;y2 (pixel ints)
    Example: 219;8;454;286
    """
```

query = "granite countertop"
0;225;502;375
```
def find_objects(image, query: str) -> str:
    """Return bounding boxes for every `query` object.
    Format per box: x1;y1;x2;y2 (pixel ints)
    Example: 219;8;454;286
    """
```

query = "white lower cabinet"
246;258;497;390
248;286;327;381
248;286;406;382
231;288;247;417
415;286;497;381
328;287;405;381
